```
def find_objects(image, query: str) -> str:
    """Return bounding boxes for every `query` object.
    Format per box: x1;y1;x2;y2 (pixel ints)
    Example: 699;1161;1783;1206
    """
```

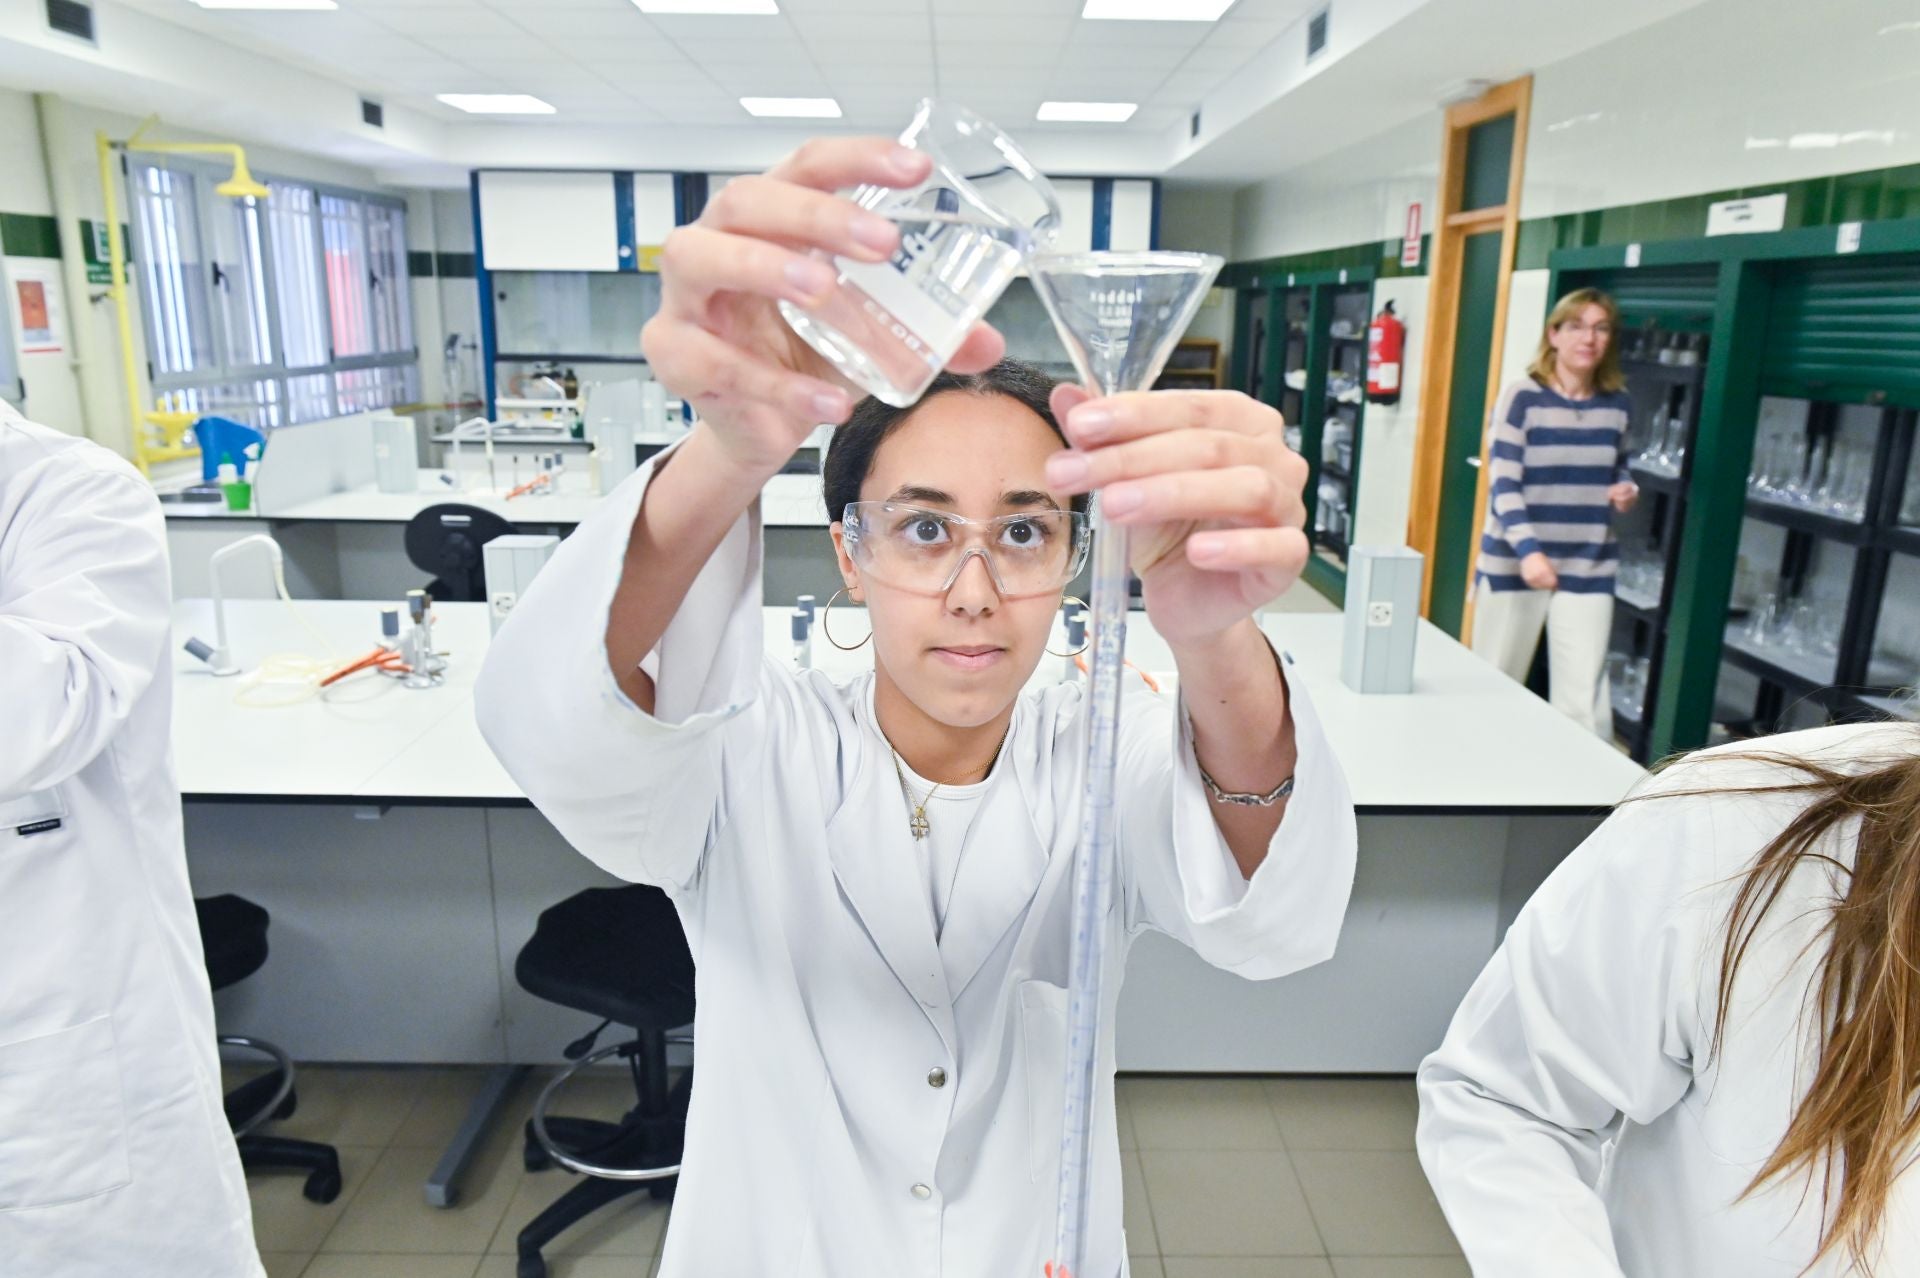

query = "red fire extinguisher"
1366;301;1405;405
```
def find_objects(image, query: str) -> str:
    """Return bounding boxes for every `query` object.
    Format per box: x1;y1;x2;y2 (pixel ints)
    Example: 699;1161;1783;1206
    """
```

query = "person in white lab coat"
1418;720;1920;1276
476;136;1358;1277
0;402;263;1276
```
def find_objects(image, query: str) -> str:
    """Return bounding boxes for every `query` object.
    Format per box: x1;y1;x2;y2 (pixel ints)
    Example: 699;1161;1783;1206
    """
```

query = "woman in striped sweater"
1472;287;1640;734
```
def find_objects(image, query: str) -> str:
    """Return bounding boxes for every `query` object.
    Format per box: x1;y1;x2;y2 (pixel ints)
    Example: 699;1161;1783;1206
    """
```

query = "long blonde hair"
1527;287;1624;394
1643;729;1920;1274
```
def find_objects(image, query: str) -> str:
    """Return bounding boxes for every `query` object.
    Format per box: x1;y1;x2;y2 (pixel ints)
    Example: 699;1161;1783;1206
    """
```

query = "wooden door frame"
1405;75;1534;633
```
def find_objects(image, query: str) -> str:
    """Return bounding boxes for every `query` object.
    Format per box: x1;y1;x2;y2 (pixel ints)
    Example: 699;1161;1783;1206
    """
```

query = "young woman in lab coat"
1418;720;1920;1276
476;136;1357;1277
0;401;263;1276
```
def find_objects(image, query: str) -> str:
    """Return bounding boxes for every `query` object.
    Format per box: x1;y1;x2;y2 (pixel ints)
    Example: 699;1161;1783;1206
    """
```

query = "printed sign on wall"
11;265;65;355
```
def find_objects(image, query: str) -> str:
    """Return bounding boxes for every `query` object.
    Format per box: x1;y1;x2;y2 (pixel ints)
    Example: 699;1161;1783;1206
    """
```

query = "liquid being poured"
779;211;1031;408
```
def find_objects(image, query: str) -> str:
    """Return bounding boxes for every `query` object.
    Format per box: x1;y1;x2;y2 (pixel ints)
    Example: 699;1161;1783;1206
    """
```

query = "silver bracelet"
1198;766;1295;807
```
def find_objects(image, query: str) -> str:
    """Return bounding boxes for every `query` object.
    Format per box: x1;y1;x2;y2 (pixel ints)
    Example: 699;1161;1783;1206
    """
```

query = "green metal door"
1428;229;1505;636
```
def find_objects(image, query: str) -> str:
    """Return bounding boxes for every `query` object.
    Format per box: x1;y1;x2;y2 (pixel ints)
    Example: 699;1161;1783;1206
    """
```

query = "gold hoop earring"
1046;595;1090;658
821;587;871;651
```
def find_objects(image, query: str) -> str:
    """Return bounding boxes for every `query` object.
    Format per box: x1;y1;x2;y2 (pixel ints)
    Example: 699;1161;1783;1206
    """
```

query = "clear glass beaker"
778;99;1061;408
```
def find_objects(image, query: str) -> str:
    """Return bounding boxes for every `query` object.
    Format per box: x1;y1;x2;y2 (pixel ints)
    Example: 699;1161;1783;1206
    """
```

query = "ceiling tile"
699;64;832;94
589;64;725;89
670;37;808;63
928;0;1079;12
643;13;796;42
811;42;934;75
829;85;928;116
789;12;931;45
357;57;480;88
363;6;523;37
512;10;666;38
1039;70;1159;98
1128;105;1183;127
779;0;928;10
1207;15;1292;48
1220;0;1315;18
937;41;1063;70
541;35;689;63
930;12;1073;43
431;33;562;60
661;101;761;124
479;0;638;10
1056;43;1190;72
1070;19;1217;49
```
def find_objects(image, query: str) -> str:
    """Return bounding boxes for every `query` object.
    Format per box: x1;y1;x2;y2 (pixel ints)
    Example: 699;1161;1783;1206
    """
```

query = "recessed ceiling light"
634;0;779;13
1038;101;1139;123
1082;0;1232;19
740;97;842;118
436;94;557;115
190;0;338;8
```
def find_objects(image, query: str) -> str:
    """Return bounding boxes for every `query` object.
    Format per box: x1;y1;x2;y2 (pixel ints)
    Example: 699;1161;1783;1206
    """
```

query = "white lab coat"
0;405;262;1277
476;446;1358;1278
1418;720;1920;1277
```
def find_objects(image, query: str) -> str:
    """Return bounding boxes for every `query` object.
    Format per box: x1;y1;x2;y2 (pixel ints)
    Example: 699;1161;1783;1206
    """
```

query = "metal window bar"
131;154;418;430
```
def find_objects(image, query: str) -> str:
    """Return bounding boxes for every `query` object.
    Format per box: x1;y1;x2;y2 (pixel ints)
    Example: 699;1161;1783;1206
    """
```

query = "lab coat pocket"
0;787;69;850
0;1016;132;1212
1021;978;1069;1184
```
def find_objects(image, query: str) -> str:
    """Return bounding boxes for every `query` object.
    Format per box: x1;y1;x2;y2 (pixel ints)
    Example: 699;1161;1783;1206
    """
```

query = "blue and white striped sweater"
1478;380;1632;594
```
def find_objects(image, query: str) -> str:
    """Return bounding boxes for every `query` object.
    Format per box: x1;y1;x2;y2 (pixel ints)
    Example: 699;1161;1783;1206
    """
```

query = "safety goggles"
840;501;1091;599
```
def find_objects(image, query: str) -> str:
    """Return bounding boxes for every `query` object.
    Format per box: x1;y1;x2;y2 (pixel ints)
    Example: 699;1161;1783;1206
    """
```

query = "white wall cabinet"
478;171;621;272
1109;179;1156;251
1053;178;1095;254
632;172;677;247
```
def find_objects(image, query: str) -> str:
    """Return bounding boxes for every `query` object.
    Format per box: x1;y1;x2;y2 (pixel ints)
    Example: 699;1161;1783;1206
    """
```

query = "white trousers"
1471;580;1614;735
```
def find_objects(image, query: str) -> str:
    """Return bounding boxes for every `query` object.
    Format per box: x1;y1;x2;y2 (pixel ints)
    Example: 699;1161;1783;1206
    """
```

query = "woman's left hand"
1044;386;1310;646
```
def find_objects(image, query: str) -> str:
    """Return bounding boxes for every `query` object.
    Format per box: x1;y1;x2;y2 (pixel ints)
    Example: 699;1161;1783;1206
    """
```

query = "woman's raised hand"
642;137;1005;480
1043;387;1311;645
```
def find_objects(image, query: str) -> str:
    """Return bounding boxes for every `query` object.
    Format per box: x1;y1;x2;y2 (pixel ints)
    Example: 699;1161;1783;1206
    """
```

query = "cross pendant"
909;809;930;840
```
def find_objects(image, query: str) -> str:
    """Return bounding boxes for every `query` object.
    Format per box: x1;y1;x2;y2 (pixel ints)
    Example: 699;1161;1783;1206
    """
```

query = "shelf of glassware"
1713;511;1858;754
1314;289;1371;568
1609;344;1704;759
1863;549;1920;709
1741;395;1880;543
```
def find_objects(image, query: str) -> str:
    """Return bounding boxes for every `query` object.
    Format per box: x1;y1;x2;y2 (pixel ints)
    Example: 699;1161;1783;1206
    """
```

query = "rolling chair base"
515;1044;691;1278
219;1035;343;1204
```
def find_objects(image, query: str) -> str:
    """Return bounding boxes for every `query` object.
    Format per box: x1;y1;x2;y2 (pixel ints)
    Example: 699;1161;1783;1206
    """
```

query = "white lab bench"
161;470;832;603
177;597;1641;1079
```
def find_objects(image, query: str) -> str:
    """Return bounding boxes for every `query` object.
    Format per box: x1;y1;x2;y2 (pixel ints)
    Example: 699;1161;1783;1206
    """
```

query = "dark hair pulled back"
821;358;1086;523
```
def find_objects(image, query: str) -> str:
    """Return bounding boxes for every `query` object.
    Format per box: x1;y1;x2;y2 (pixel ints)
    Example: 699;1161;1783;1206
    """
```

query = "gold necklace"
889;719;1013;841
892;750;938;840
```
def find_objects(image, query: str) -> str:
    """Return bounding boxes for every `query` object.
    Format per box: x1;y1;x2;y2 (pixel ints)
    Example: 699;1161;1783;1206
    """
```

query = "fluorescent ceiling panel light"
436;94;556;115
1082;0;1233;19
740;97;841;118
1037;101;1138;123
634;0;779;12
190;0;338;8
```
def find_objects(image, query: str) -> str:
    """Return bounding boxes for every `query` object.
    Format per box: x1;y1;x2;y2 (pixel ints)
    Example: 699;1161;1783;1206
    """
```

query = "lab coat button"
910;1183;932;1200
927;1067;947;1088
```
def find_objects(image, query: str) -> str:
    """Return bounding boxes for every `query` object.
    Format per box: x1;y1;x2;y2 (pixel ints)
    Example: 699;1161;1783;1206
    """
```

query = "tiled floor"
241;1067;1464;1278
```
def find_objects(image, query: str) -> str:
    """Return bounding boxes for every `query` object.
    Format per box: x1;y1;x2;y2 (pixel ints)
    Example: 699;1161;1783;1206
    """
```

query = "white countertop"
174;600;1642;810
160;470;828;529
171;599;514;801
